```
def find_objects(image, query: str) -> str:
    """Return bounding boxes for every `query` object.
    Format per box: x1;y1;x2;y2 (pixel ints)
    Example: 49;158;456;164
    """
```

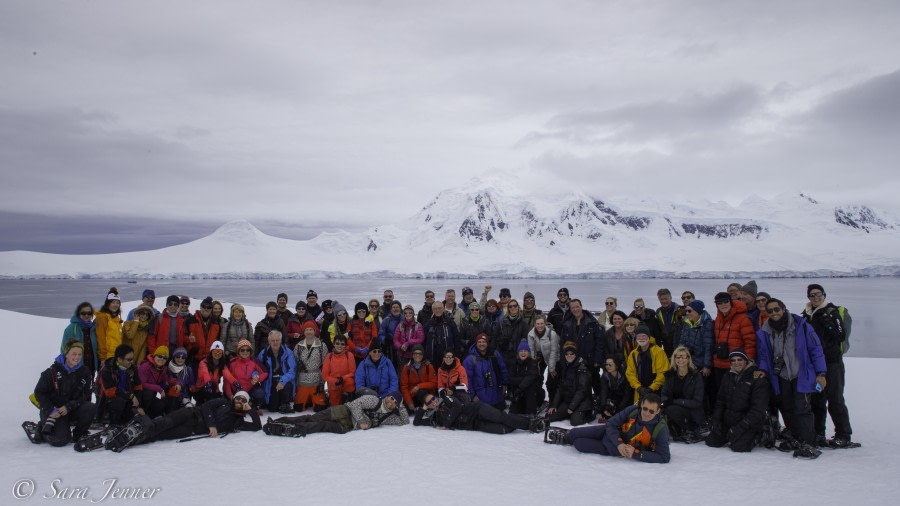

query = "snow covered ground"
1;301;894;505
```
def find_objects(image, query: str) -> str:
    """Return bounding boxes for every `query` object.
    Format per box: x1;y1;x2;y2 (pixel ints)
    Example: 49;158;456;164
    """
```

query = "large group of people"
29;281;856;460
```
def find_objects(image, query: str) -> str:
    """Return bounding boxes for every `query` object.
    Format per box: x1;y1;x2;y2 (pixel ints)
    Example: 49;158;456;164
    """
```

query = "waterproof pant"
326;379;356;406
548;403;592;426
40;402;97;446
567;425;619;456
273;404;353;435
470;403;530;434
665;404;705;434
811;360;852;438
776;377;815;445
705;424;757;453
294;385;327;411
265;381;294;411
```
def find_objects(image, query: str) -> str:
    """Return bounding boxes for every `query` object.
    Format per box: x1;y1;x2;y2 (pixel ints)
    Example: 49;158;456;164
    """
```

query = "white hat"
209;341;225;352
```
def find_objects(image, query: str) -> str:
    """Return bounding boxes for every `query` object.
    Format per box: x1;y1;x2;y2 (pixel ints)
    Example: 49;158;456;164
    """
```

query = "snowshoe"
535;401;549;419
682;430;706;445
793;443;822;460
105;419;147;452
263;421;306;437
776;437;800;453
813;434;829;448
529;417;548;434
827;436;861;449
74;431;109;452
758;420;777;449
22;421;43;444
543;426;571;445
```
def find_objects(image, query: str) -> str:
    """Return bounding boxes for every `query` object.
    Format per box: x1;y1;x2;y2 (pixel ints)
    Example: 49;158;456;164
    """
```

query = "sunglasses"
239;348;251;353
605;302;615;306
79;311;93;316
683;309;694;314
154;354;168;360
369;304;379;308
444;355;454;360
470;308;480;312
766;307;783;314
173;354;187;359
730;357;746;363
634;306;644;310
808;292;824;298
167;302;178;307
425;397;438;405
641;406;659;416
507;304;518;309
681;296;693;300
756;298;768;303
605;362;616;367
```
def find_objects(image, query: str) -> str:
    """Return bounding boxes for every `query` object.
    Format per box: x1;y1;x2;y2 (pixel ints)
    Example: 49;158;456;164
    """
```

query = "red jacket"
223;356;267;397
195;356;226;393
400;361;437;406
322;349;356;387
149;311;187;357
437;358;469;393
713;299;757;369
186;312;220;361
349;318;378;361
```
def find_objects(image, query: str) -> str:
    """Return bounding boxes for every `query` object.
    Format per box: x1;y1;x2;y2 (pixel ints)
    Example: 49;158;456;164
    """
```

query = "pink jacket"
393;319;425;362
223;356;268;397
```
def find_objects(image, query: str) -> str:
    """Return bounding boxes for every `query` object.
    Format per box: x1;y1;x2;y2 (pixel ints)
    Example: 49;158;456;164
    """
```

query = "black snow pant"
811;360;852;439
509;376;543;415
265;381;295;411
776;377;815;445
469;402;530;434
40;402;97;446
705;424;758;453
665;404;705;435
148;407;206;442
548;403;592;426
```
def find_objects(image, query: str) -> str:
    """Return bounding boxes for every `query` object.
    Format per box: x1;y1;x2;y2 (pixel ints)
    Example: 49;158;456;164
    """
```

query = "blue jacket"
462;344;509;406
355;356;399;397
379;313;403;344
257;346;297;403
602;404;671;463
674;311;713;369
61;316;99;369
756;314;826;395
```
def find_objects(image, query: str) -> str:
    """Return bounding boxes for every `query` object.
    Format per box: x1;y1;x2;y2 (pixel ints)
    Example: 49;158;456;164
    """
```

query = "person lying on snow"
412;390;546;434
263;391;408;437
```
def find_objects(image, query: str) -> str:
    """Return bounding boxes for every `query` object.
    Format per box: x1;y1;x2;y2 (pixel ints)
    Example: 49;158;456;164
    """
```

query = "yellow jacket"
625;344;670;403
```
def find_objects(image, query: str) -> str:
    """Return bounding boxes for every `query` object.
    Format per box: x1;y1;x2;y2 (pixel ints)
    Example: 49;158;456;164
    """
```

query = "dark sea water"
0;277;896;358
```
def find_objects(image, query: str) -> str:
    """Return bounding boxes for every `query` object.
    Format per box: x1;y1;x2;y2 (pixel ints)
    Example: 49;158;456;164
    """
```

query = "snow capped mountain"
2;180;899;278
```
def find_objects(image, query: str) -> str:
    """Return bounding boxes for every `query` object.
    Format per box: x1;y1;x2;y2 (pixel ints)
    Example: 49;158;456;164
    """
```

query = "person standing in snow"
254;301;286;354
61;302;99;376
654;288;684;355
275;292;291;327
803;284;854;448
94;287;123;362
547;287;571;333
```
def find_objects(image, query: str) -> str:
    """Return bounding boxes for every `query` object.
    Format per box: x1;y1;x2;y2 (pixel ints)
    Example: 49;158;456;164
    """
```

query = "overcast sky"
2;0;899;252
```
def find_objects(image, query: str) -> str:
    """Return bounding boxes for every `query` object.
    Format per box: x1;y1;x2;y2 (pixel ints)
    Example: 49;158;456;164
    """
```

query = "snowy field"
1;302;895;505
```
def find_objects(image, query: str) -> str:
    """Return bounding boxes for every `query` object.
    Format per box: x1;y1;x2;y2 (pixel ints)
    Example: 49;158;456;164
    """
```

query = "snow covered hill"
2;179;899;278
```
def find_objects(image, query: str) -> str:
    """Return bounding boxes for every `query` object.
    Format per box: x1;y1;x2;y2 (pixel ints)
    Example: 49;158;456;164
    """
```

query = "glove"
232;381;242;392
638;387;651;397
204;381;216;394
336;377;344;386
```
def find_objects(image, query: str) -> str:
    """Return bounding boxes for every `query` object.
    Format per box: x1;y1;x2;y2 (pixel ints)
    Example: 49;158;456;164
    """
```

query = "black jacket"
711;364;769;435
201;397;262;433
508;357;541;397
559;311;606;367
597;371;632;418
34;357;93;415
552;357;592;412
660;368;704;411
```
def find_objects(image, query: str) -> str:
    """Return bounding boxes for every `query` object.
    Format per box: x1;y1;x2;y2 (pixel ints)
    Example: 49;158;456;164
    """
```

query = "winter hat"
142;289;155;298
200;297;214;309
354;301;368;314
369;339;383;352
307;290;318;298
411;344;425;355
475;332;489;343
688;300;705;314
557;287;570;297
277;292;288;302
741;280;758;298
385;390;402;405
757;292;771;302
265;301;278;310
562;341;577;354
391;300;403;310
517;339;530;353
403;304;416;313
179;296;190;305
63;339;84;354
209;341;225;353
729;348;750;361
134;305;153;318
714;292;732;304
237;339;253;351
153;346;170;359
635;323;651;337
300;320;320;337
166;295;180;306
462;286;474;296
233;391;250;403
333;302;347;317
172;347;188;359
807;284;825;297
322;299;332;310
468;302;480;311
499;288;511;298
523;291;535;301
106;287;120;301
295;301;307;310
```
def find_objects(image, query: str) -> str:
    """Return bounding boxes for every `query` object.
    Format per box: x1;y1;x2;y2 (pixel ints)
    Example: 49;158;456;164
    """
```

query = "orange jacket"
400;362;437;406
349;318;378;361
713;299;757;369
186;312;220;361
322;349;357;386
437;358;469;393
149;311;187;357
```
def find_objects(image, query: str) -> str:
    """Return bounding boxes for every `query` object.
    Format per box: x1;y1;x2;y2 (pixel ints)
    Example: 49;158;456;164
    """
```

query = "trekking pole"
177;432;229;443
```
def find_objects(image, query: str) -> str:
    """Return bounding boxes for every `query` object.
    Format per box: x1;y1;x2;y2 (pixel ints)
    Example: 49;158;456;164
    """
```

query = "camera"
484;371;494;387
41;417;57;435
716;342;729;360
773;356;785;376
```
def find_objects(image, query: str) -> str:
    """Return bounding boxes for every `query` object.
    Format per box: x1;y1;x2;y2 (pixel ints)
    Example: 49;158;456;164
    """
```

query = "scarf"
168;362;184;374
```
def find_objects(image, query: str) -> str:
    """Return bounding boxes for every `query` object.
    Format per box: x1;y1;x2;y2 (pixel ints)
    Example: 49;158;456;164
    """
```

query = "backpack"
621;406;667;450
836;306;852;354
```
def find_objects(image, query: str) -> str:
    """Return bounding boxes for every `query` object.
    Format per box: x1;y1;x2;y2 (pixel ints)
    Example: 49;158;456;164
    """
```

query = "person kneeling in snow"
263;391;408;437
548;393;671;463
31;340;97;446
106;390;261;451
412;391;546;434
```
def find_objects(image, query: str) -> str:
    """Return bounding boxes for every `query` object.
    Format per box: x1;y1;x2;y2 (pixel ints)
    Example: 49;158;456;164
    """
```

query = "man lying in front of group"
263;391;408;437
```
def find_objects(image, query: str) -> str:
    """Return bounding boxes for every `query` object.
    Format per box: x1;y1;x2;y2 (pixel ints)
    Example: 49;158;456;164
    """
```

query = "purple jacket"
756;313;826;395
394;320;425;362
138;359;169;394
